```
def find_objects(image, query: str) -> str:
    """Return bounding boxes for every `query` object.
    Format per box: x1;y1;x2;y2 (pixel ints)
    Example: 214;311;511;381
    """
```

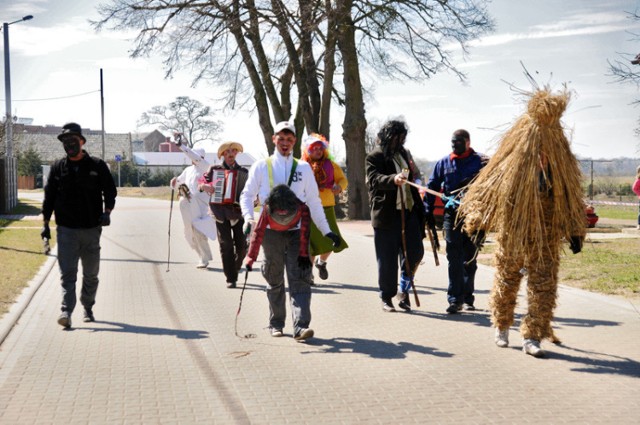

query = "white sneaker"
495;328;509;348
196;262;208;269
294;328;314;342
523;339;545;357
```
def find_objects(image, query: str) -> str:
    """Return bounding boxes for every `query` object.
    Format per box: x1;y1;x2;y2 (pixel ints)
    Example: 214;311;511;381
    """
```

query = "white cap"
193;148;206;158
274;121;295;135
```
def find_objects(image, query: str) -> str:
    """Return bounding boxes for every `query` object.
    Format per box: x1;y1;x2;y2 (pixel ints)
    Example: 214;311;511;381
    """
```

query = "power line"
0;90;100;102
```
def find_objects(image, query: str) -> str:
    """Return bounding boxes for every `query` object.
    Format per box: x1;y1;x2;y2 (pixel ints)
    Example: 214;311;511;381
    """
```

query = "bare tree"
608;10;640;143
93;0;493;219
137;97;223;148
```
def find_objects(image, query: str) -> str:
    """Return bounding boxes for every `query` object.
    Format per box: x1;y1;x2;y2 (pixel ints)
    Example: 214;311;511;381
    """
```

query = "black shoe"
381;299;396;312
446;303;462;314
83;308;95;323
227;281;237;288
397;292;411;311
58;311;72;329
315;260;328;280
464;303;476;311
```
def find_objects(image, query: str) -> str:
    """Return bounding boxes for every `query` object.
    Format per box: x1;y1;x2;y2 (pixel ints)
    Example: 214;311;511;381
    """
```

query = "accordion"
208;169;245;205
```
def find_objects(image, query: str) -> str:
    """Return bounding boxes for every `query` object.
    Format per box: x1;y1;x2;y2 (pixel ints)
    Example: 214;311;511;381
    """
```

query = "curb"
0;247;57;345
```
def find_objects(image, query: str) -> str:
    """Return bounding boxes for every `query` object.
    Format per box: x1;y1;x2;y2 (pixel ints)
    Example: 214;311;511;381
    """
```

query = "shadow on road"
80;320;209;339
301;337;454;359
548;344;640;378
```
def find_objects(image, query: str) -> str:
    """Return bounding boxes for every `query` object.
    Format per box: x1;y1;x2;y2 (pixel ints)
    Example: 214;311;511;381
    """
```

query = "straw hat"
217;141;244;159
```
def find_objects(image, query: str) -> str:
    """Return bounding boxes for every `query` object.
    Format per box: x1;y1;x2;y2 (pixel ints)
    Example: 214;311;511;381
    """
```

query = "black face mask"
63;139;81;157
451;139;466;155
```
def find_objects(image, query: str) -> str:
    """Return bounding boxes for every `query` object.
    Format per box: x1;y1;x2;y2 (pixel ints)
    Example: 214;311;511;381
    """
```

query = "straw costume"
459;86;586;357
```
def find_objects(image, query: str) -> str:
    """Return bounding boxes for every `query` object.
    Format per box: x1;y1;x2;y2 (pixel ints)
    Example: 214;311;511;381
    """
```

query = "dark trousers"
261;229;313;335
443;210;477;305
57;226;102;313
373;208;424;301
216;218;247;284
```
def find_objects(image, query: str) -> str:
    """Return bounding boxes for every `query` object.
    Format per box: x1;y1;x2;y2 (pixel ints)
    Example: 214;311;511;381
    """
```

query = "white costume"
171;145;216;267
240;150;331;235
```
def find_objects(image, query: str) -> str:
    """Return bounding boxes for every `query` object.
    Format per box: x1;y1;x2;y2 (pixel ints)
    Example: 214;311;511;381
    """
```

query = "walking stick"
399;185;420;307
234;269;257;339
166;188;175;272
426;225;440;266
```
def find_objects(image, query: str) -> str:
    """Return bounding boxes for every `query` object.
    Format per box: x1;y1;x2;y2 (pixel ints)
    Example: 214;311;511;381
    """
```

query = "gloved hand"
243;219;255;236
40;223;51;240
325;232;341;248
99;212;111;227
569;236;583;254
471;230;486;251
245;262;253;272
297;256;312;270
425;211;435;228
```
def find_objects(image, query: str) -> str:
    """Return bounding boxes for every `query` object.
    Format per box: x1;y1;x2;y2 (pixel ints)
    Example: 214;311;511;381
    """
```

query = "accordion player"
199;142;249;213
199;141;249;288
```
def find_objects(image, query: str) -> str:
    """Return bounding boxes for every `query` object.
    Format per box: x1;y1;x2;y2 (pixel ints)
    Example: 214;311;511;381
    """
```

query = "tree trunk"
336;0;369;220
229;0;276;154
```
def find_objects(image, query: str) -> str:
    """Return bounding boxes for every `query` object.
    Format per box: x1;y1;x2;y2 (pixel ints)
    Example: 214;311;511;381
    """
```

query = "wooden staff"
166;188;175;272
426;227;440;266
399;185;420;307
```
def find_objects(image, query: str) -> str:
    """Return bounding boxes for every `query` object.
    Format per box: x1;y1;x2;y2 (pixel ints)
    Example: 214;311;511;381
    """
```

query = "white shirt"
240;150;331;235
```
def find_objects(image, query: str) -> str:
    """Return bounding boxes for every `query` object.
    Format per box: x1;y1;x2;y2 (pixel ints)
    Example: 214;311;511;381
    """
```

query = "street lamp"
4;15;33;157
2;15;33;213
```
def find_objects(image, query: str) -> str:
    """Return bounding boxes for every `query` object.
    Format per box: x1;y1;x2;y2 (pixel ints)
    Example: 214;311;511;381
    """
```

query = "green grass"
560;238;640;297
0;227;54;317
593;204;638;221
477;236;640;299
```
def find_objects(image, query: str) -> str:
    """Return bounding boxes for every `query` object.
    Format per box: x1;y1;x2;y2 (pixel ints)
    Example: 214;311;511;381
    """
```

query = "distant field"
117;186;173;200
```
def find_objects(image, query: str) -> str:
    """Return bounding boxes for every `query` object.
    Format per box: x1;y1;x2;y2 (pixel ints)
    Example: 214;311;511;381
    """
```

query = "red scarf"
449;148;474;161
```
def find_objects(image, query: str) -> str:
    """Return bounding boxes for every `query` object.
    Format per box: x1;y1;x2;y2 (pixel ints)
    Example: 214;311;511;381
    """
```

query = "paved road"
1;195;639;424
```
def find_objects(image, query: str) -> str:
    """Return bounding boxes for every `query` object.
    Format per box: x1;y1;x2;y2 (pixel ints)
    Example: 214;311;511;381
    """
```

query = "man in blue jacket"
425;129;486;314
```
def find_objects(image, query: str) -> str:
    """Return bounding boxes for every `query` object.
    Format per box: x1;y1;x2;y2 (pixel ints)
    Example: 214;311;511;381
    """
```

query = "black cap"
57;123;86;143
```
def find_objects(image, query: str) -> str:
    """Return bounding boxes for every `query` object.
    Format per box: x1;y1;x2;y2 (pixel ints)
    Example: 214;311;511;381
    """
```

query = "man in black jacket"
365;120;425;312
42;123;117;329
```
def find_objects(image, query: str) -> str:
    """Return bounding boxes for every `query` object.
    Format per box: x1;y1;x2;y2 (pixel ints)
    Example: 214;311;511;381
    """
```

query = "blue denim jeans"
56;226;102;313
443;210;477;306
261;229;313;336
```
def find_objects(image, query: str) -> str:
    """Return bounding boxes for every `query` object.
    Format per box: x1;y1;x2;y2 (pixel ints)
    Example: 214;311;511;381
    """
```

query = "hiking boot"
58;311;72;329
523;339;545;358
315;260;328;280
270;327;283;337
226;281;237;289
83;308;95;323
294;328;314;342
397;292;411;311
495;328;509;348
381;298;396;313
446;303;462;314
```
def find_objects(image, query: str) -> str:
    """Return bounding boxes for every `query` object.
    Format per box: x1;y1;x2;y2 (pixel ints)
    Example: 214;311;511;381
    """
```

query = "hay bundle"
460;87;586;262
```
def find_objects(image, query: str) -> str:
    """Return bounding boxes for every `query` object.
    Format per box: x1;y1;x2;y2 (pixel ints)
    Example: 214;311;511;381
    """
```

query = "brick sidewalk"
0;196;638;424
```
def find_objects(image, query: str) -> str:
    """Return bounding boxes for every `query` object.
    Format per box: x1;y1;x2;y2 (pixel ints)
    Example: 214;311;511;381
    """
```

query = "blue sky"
2;0;640;161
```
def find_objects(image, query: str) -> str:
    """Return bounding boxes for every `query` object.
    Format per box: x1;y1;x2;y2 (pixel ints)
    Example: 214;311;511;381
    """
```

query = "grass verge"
0;197;54;317
477;235;640;299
